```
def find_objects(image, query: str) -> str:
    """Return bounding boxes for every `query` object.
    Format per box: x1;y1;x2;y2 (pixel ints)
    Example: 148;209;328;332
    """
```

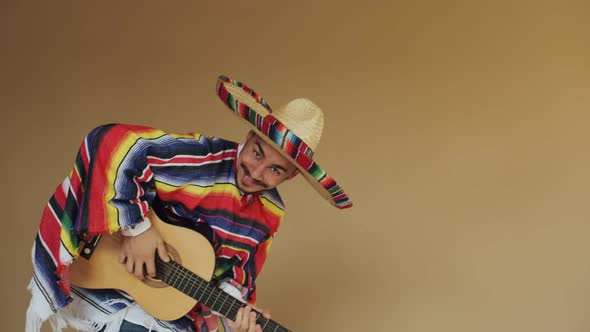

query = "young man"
26;75;352;332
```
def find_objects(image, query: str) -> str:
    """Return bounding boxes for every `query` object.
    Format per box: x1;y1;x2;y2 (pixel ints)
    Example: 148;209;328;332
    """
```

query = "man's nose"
250;164;264;180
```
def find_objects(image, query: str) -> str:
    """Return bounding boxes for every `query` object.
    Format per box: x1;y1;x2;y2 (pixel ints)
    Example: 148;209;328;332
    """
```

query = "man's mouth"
240;163;267;188
243;174;256;187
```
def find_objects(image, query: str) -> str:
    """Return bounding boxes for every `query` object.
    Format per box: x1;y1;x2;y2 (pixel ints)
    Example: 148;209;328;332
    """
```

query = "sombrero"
216;75;352;209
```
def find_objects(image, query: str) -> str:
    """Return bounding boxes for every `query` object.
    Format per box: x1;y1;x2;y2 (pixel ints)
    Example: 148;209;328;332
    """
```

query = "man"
26;75;352;332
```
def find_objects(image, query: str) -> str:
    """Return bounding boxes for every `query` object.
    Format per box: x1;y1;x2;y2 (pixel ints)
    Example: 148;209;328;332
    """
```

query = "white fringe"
25;304;42;332
26;277;122;332
95;299;130;332
26;277;60;332
26;277;193;332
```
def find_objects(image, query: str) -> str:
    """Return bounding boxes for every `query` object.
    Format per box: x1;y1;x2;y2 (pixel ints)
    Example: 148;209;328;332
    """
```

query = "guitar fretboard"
156;258;290;332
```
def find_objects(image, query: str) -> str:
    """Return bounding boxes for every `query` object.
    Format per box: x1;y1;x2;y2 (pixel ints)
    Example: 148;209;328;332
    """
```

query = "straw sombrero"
216;75;352;209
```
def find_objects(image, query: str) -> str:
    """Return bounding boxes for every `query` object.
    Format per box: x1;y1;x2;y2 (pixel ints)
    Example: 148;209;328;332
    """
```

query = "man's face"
236;132;298;193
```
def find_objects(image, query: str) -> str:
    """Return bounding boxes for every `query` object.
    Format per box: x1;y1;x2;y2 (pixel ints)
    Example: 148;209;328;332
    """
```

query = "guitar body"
69;211;216;321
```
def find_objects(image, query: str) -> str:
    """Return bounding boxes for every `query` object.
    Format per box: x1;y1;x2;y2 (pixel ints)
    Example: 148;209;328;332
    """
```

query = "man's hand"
118;226;170;280
228;305;271;332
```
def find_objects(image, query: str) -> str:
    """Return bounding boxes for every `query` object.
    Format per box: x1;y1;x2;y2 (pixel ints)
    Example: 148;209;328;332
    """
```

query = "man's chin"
237;182;256;194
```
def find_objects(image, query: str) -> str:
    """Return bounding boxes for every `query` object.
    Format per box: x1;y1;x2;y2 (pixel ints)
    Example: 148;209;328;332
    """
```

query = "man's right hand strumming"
119;223;171;280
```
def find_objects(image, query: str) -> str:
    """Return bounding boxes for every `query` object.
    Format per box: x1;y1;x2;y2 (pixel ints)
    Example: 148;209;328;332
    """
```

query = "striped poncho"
27;124;285;331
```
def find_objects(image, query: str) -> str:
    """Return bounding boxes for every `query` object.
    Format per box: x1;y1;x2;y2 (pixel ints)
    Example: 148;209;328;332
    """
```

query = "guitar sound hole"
143;244;181;288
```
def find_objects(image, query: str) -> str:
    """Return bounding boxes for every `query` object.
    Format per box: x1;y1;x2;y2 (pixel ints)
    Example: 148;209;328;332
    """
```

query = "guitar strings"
154;260;260;327
154;259;287;332
153;261;239;311
154;260;243;318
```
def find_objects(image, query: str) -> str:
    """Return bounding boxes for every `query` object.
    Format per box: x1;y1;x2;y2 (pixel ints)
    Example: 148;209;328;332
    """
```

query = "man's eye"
254;150;261;158
271;167;281;175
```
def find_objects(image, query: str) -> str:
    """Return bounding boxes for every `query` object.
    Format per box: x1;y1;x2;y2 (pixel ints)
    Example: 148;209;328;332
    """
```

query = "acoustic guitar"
69;210;291;332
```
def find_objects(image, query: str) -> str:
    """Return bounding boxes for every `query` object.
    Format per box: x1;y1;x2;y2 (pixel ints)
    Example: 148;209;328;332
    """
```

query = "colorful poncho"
27;124;284;331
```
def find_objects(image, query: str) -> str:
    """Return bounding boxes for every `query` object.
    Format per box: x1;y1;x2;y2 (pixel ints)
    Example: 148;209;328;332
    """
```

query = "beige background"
2;1;590;331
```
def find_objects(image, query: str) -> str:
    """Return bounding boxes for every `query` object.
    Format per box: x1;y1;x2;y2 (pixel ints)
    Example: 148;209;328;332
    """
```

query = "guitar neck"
157;259;290;332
